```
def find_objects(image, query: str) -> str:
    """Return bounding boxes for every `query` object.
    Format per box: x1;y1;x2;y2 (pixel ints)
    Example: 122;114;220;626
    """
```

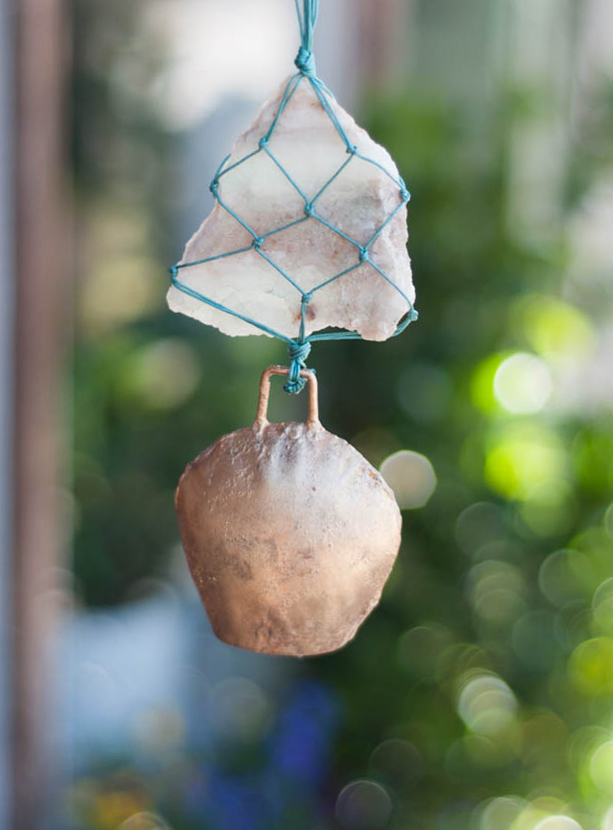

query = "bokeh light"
335;780;393;830
211;677;272;743
122;339;201;410
538;549;593;608
398;623;452;680
119;814;171;830
484;423;570;503
569;638;613;696
602;805;613;830
534;817;582;830
368;738;423;791
80;255;163;334
517;294;594;362
454;502;507;558
593;579;613;634
133;707;185;755
467;559;526;625
493;352;553;415
471;352;506;414
511;800;569;830
590;741;613;794
478;796;525;830
457;671;518;735
380;450;437;509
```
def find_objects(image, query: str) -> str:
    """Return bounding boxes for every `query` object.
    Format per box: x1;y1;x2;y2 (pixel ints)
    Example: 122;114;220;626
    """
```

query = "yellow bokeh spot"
512;799;567;830
569;637;613;696
471;352;514;414
515;294;594;361
494;353;553;415
590;741;613;794
80;255;164;334
484;424;569;502
91;793;150;830
122;339;201;410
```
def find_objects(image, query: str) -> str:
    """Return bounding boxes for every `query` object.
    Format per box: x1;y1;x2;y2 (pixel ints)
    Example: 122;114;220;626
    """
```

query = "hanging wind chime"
168;0;417;656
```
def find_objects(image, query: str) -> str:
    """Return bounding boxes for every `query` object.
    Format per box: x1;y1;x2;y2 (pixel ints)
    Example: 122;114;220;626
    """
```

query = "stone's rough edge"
167;73;414;342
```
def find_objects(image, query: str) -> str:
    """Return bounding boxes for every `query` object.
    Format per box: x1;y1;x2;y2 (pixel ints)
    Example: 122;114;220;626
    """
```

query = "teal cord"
170;0;418;394
294;0;318;76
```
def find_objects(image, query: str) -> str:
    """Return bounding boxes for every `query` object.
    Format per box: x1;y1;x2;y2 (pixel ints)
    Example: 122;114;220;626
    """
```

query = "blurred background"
2;0;613;828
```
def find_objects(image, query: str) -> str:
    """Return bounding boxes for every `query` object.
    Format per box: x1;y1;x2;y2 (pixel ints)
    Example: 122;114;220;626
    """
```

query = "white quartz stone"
167;75;415;342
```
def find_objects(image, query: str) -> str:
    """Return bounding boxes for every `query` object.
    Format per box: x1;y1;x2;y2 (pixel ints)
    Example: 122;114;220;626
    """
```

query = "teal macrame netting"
170;0;418;393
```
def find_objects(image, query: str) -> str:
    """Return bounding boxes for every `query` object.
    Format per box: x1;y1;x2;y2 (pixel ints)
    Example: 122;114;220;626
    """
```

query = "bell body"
175;368;402;657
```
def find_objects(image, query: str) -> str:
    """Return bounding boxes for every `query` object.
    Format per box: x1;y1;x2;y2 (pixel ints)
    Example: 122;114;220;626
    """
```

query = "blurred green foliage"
69;1;613;829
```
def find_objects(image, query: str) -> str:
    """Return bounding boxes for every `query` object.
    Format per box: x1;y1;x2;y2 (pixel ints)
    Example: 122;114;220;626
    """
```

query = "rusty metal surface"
176;366;402;657
255;365;319;426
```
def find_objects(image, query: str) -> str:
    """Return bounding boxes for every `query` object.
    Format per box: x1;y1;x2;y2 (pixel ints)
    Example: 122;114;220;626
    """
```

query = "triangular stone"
167;75;415;342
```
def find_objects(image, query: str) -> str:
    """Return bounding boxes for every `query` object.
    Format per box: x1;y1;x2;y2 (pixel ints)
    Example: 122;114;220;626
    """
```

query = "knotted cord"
170;0;417;393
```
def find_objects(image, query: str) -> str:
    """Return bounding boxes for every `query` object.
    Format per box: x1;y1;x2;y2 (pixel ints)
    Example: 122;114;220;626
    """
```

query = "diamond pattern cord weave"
170;0;418;393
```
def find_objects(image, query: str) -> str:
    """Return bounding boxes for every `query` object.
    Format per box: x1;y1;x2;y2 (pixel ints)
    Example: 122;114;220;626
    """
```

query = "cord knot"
252;236;264;251
295;46;316;76
359;246;369;263
284;340;312;394
210;179;219;197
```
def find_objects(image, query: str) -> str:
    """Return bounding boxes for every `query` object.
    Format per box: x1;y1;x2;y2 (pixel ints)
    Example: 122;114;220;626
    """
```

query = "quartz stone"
167;75;415;342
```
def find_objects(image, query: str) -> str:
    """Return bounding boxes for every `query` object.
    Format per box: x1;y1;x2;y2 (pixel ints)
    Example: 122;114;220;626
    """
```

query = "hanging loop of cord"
294;0;319;76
